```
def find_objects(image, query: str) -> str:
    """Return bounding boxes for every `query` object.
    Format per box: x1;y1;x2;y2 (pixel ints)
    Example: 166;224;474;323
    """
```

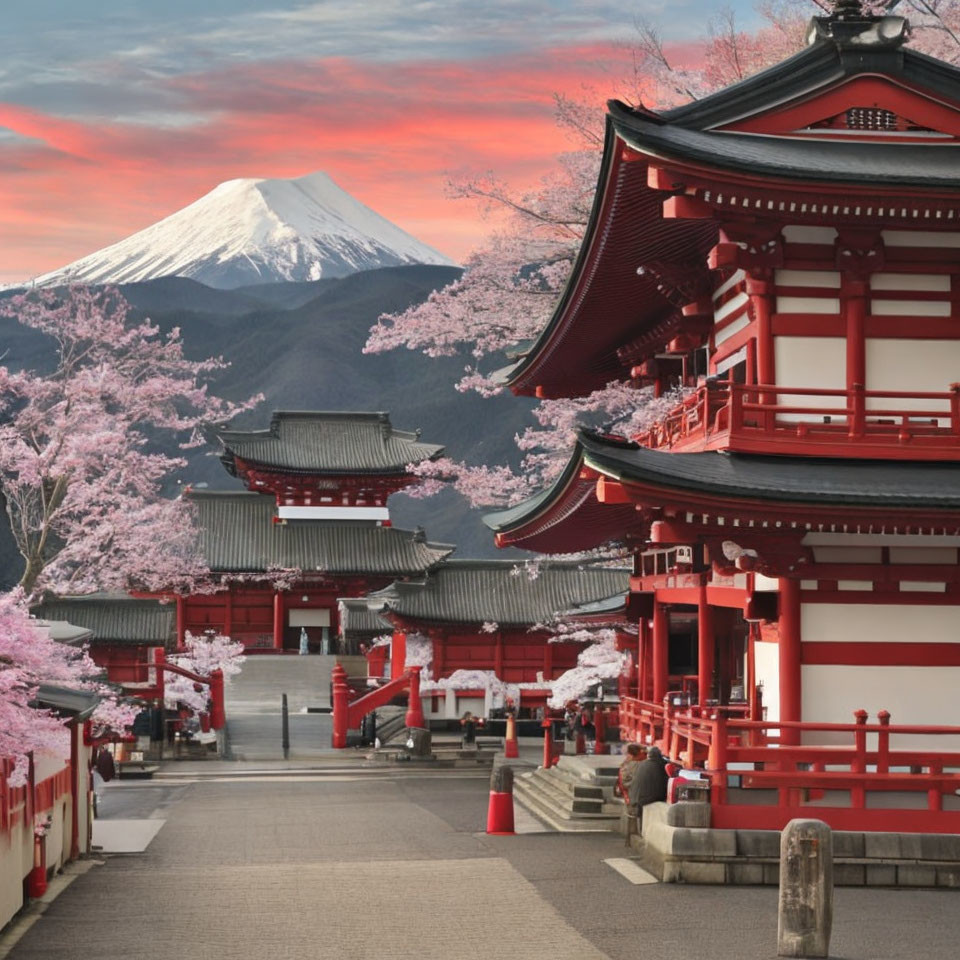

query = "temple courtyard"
1;764;957;960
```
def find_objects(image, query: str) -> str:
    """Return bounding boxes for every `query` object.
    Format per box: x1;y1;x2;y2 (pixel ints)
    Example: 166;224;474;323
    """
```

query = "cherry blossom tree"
0;285;260;598
164;631;245;717
0;593;98;785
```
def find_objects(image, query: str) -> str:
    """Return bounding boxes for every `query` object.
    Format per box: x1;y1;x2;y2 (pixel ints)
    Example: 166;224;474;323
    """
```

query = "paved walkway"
6;766;960;959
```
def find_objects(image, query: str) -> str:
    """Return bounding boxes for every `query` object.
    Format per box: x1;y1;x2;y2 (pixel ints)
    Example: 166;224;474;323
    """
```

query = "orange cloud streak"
0;43;647;283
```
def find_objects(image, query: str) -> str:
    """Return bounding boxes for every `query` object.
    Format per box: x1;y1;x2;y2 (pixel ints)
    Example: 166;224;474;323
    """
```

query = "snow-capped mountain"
30;172;456;289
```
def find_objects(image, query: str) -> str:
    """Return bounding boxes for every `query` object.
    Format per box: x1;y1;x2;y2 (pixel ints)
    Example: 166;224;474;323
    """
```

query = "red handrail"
637;380;960;455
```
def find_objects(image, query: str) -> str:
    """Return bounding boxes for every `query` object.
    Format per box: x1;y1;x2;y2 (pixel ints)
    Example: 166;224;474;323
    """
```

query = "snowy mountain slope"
30;172;456;290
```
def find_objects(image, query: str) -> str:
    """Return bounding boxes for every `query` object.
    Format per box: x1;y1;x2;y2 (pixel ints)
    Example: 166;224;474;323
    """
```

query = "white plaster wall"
754;640;780;723
0;820;30;931
801;603;960;644
865;339;960;416
774;336;846;422
801;664;960;750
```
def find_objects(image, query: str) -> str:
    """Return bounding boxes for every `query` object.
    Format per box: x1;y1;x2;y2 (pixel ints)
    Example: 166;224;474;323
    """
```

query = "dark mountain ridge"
0;266;535;589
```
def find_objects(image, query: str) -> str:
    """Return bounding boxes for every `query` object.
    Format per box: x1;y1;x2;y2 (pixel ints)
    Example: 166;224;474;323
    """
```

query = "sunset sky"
0;1;762;284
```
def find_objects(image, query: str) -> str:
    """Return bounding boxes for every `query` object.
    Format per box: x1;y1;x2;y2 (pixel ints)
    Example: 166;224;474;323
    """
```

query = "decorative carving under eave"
835;228;885;278
708;534;814;578
710;222;784;271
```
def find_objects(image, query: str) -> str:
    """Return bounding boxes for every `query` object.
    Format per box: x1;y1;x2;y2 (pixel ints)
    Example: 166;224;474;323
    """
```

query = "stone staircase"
514;755;624;833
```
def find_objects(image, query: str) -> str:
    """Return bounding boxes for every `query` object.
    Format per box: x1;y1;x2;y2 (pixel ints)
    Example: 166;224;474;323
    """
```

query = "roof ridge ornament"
807;1;909;49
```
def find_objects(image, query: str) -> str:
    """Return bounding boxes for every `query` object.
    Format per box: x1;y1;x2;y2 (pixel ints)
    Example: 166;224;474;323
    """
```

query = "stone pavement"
6;768;960;959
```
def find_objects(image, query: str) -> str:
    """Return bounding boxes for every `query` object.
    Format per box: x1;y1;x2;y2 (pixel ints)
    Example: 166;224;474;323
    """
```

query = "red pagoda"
176;411;453;651
486;3;960;831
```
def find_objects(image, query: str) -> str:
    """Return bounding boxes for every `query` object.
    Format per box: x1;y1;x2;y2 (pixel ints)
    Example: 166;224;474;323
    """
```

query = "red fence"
621;697;960;833
638;381;960;460
1;758;72;833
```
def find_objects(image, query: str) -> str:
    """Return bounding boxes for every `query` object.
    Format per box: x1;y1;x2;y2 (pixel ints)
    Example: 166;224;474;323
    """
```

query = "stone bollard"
405;727;432;757
486;764;515;835
778;819;833;958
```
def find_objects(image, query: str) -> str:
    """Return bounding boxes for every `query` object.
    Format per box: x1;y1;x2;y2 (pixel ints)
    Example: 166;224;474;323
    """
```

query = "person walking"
627;745;669;836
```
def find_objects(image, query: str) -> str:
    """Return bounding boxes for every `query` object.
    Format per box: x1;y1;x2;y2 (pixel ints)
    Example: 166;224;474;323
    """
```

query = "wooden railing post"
661;695;673;754
405;665;425;729
541;720;555;768
876;709;890;775
928;761;943;812
331;664;349;749
851;709;868;808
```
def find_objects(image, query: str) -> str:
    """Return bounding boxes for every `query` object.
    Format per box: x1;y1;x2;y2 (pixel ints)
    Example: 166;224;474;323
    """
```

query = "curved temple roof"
502;10;960;400
187;490;454;575
483;440;643;554
361;559;630;629
34;594;176;646
578;431;960;511
213;411;444;476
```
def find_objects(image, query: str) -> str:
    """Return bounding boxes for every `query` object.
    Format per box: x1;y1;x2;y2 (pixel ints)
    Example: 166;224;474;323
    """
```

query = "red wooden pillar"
69;719;80;860
746;275;775;386
543;640;553;680
697;585;714;709
494;632;504;679
175;595;186;651
405;666;425;729
391;631;407;678
331;663;349;748
209;669;225;730
272;591;284;651
778;576;802;746
638;618;648;701
223;589;233;639
843;274;868;440
652;599;669;702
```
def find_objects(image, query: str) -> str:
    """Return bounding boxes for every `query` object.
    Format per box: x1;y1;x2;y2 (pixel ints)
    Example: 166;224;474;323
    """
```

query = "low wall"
637;802;960;888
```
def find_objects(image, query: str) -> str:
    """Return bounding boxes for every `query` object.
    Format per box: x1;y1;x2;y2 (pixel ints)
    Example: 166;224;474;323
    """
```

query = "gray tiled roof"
33;594;175;646
188;490;454;575
371;560;630;627
338;598;392;640
578;430;960;508
213;411;444;475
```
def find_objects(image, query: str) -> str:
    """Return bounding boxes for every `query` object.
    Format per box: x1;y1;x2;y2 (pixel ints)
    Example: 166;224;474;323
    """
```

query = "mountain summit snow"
31;172;456;289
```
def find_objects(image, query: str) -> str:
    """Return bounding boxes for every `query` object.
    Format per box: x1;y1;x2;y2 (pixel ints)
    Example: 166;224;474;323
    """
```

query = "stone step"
533;773;606;815
513;778;618;834
540;767;605;801
517;771;619;821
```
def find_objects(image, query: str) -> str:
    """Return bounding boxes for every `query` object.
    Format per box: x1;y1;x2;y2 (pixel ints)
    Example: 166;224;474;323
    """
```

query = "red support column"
272;592;284;651
746;274;775;386
391;631;407;678
175;595;186;651
405;666;425;729
652;599;669;703
697;585;714;709
638;618;648;701
209;669;225;730
69;719;80;859
543;640;553;680
223;589;233;639
778;576;802;746
331;663;349;748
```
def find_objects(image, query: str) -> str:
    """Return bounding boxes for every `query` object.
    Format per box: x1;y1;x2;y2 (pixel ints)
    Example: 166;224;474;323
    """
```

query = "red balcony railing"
620;697;960;833
638;381;960;460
